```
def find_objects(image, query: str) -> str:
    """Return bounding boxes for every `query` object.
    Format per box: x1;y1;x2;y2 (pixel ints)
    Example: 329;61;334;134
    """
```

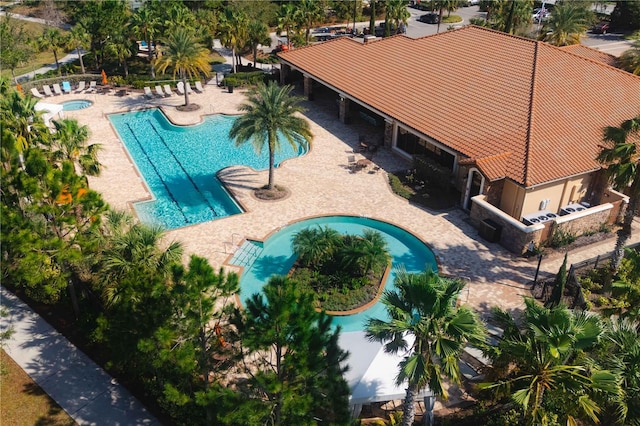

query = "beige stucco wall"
516;174;592;218
500;180;526;218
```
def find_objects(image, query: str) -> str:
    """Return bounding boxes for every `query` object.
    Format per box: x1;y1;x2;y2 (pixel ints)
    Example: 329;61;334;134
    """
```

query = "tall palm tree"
365;269;486;426
155;28;210;107
294;0;324;44
36;27;65;75
246;20;271;68
229;82;313;191
276;3;298;51
481;298;621;425
292;226;340;268
542;2;592;46
596;115;640;273
66;24;90;74
130;6;160;78
386;0;410;34
51;118;102;176
105;32;134;77
218;7;248;73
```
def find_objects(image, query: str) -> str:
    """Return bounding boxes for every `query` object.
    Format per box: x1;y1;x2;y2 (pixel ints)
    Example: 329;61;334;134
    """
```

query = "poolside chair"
75;81;86;93
52;83;63;95
30;87;44;99
144;86;154;99
194;81;205;93
163;84;174;96
347;155;357;172
61;81;72;94
86;81;97;93
156;86;167;98
185;82;194;94
42;85;54;96
176;81;185;95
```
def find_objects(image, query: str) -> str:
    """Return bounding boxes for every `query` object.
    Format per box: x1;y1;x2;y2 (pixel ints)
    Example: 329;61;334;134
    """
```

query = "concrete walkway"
1;287;160;426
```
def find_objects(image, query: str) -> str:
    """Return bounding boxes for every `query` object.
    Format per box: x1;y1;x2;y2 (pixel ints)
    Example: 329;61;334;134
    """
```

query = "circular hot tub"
62;100;93;111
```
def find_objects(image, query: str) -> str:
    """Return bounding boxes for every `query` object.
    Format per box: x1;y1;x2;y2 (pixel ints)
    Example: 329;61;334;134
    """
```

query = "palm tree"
105;32;133;77
51;118;102;176
596;115;640;273
542;2;592;46
246;20;271;68
294;0;324;44
618;35;640;75
276;3;298;50
229;81;313;191
218;7;248;73
292;226;340;268
155;28;210;107
386;0;410;34
365;269;486;426
66;24;90;74
36;27;65;75
481;298;621;425
130;6;160;78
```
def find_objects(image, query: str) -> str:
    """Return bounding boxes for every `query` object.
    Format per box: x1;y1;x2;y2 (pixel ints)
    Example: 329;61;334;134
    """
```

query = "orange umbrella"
101;69;107;85
16;83;23;94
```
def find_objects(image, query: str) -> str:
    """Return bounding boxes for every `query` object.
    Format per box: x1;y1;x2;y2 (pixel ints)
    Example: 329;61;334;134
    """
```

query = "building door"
464;169;484;210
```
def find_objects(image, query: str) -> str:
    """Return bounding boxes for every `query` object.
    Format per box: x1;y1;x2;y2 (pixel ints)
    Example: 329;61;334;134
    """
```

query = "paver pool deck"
58;81;639;319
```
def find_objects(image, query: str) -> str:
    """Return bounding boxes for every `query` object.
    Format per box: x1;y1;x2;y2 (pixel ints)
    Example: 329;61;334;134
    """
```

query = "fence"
531;242;639;309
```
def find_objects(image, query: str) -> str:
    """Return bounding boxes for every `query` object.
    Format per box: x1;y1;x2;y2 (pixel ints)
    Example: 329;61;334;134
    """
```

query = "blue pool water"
231;216;437;332
62;100;93;111
109;109;307;229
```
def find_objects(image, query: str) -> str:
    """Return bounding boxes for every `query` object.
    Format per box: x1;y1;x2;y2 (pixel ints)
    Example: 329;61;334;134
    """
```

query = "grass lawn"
0;17;68;80
1;350;76;426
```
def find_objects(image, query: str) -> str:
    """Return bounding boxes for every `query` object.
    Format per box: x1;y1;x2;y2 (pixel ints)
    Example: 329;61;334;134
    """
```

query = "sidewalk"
1;287;160;426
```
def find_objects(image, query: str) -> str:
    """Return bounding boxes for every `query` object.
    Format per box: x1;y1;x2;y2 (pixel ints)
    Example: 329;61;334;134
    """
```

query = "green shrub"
595;296;610;307
548;229;577;248
442;15;462;23
388;173;415;199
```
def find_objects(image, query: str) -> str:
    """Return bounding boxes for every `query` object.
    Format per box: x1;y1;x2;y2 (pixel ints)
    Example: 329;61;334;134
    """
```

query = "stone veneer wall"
551;206;612;237
384;121;393;148
470;196;543;254
483;179;504;206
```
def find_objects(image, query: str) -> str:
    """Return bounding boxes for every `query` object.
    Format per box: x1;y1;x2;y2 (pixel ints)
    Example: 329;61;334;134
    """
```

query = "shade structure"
339;331;433;417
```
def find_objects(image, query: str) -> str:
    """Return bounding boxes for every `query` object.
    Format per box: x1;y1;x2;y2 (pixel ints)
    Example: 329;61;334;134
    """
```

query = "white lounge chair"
185;82;194;94
163;84;174;96
86;81;97;93
155;85;166;97
52;83;63;95
194;81;204;93
144;86;154;99
30;88;44;98
42;85;54;96
176;81;185;95
75;81;86;93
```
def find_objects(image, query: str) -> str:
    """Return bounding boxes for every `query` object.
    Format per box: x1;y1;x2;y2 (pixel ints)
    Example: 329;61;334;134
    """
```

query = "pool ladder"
229;241;263;269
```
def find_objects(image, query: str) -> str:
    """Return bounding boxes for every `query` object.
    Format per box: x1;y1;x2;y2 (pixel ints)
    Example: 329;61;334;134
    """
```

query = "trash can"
479;218;502;243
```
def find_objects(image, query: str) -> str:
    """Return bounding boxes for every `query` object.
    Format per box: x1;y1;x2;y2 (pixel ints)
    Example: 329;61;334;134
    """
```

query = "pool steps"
229;240;263;269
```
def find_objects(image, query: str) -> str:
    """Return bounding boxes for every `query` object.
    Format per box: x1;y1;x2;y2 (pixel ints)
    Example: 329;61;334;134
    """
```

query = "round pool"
62;100;93;111
231;215;437;332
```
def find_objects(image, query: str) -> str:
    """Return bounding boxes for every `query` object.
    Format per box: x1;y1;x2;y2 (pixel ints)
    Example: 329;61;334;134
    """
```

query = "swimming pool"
108;109;307;229
231;215;437;332
62;100;93;111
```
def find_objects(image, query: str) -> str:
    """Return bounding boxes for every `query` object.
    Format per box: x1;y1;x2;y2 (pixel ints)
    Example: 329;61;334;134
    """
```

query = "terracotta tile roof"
279;27;640;187
559;44;618;67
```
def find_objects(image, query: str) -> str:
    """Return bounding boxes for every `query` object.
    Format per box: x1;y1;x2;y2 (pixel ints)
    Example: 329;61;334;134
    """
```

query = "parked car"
591;21;610;34
532;8;550;22
418;13;439;24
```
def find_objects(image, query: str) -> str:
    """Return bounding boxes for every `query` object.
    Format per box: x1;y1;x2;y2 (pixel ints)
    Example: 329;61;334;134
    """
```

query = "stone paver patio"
56;80;639;319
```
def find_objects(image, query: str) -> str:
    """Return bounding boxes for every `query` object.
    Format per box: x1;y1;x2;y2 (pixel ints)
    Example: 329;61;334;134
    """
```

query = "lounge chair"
144;86;154;99
176;81;185;95
86;81;97;93
163;84;174;96
61;81;72;94
185;82;194;94
75;81;86;93
42;85;54;96
52;83;63;95
155;85;166;97
30;87;44;98
194;81;204;93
